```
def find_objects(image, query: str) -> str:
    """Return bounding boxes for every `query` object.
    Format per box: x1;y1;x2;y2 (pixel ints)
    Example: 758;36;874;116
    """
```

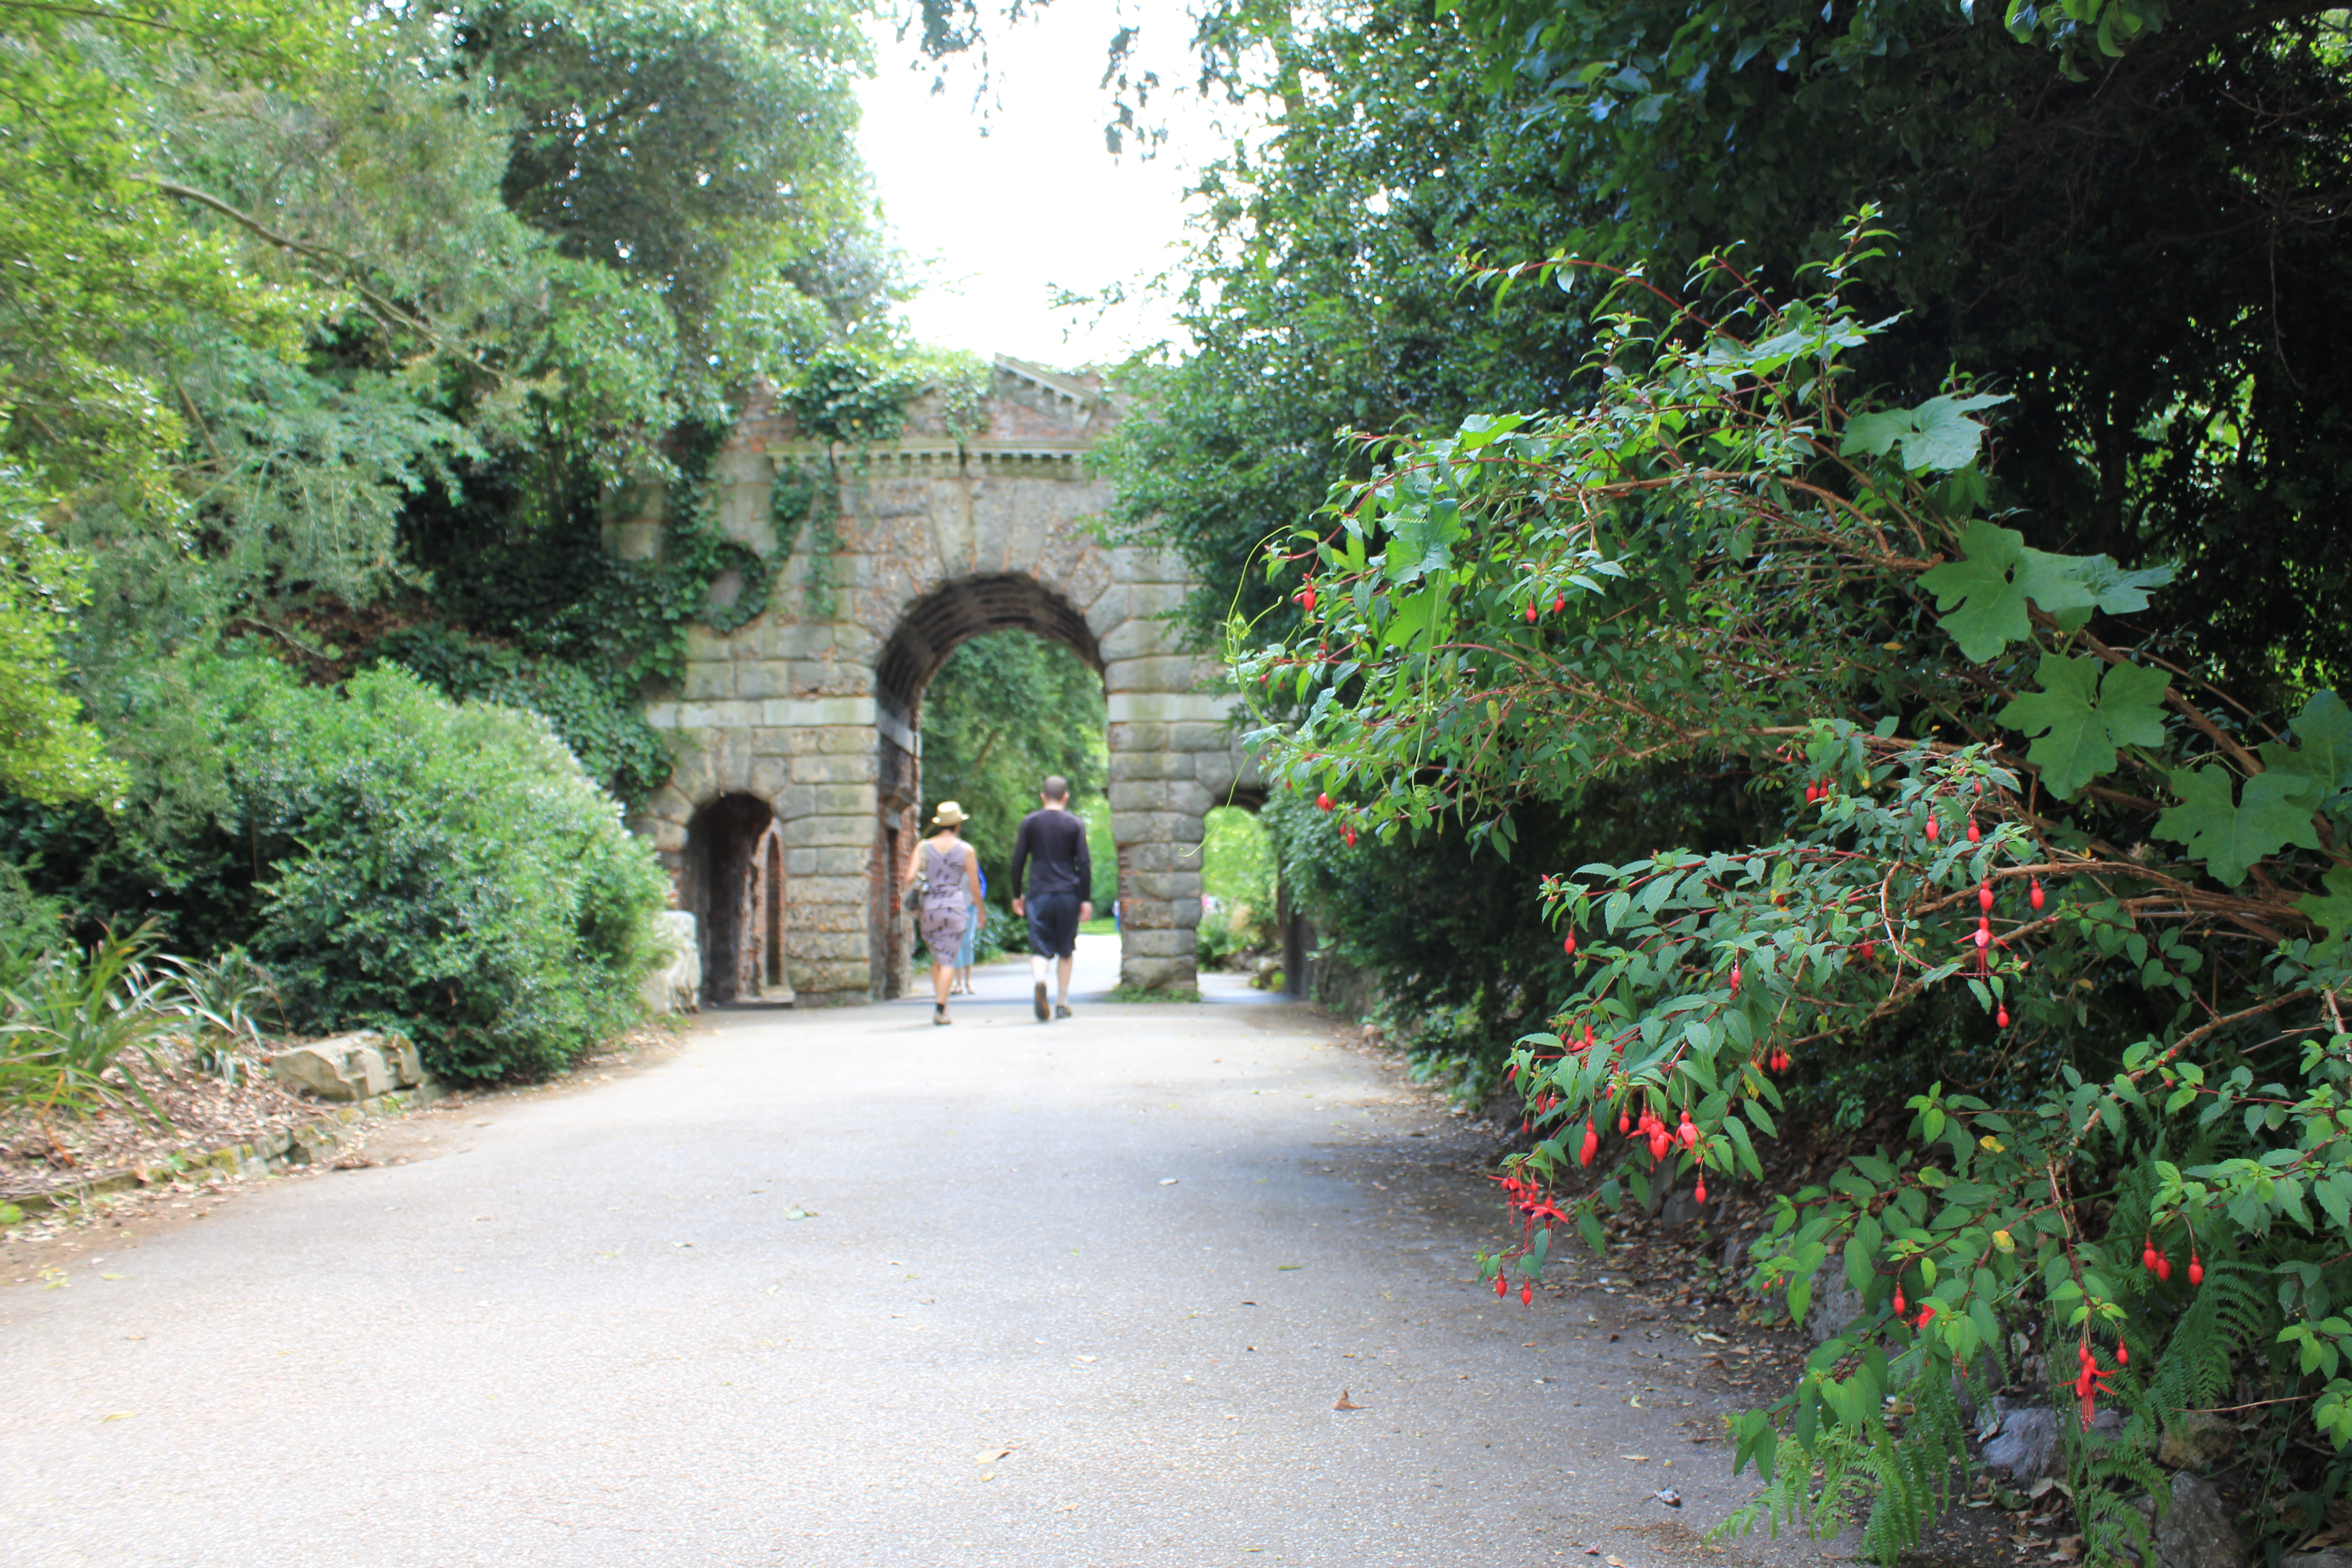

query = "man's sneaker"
1034;981;1051;1021
1054;1003;1073;1020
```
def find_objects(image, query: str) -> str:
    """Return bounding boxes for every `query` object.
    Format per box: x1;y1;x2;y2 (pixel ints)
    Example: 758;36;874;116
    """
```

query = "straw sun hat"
930;801;970;827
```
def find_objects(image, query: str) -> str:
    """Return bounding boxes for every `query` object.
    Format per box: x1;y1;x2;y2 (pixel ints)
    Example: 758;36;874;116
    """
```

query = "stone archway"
622;356;1259;1003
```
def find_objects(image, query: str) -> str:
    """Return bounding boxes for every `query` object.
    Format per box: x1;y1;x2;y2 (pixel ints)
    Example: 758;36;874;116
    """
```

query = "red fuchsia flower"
2030;878;2045;910
1894;1285;1907;1316
1729;962;1742;992
2073;1340;2119;1430
1916;1305;1937;1329
1316;792;1334;811
1979;881;1994;912
2156;1254;2172;1282
1967;818;1981;843
1520;1281;1534;1305
1495;1272;1509;1298
1297;584;1317;613
1997;1006;2010;1029
1694;1179;1708;1204
1563;930;1578;957
1552;595;1566;615
1677;1110;1697;1150
1579;1118;1600;1167
2189;1254;2205;1287
1926;815;1940;843
1343;826;1357;848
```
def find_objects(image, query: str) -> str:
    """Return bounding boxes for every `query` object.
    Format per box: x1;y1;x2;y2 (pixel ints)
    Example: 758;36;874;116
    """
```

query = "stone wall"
622;358;1259;1001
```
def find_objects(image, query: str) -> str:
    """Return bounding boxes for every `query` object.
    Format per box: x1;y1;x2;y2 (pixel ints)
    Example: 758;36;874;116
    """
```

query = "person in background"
1009;775;1093;1022
905;801;982;1025
953;864;987;994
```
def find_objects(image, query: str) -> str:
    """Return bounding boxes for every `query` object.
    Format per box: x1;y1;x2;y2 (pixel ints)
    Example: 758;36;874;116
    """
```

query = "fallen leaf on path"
1159;1178;1179;1186
101;1412;133;1422
974;1448;1012;1464
783;1207;816;1220
1076;1355;1098;1362
2050;1537;2082;1563
1654;1488;1683;1507
1629;1396;1644;1407
1607;1556;1629;1566
1334;1390;1365;1410
1622;1455;1649;1462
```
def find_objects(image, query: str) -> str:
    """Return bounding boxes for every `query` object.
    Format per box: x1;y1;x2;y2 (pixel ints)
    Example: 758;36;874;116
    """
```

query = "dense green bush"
226;664;667;1082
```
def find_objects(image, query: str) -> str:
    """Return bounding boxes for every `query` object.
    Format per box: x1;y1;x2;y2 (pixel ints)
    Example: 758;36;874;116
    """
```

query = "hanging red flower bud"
1495;1272;1508;1297
2189;1254;2204;1287
1316;792;1334;812
1979;882;1994;912
1521;1281;1534;1305
1563;931;1578;957
2156;1254;2172;1282
1580;1118;1599;1167
1859;941;1876;960
1298;585;1317;613
1525;602;1538;624
1966;817;1981;843
1343;826;1357;848
1997;1006;2010;1028
1917;1305;1937;1329
1694;1180;1707;1205
1925;816;1939;843
1552;594;1566;615
2116;1342;2128;1365
2030;878;2045;911
2141;1241;2158;1272
1729;963;1741;992
1893;1285;1907;1316
1618;1109;1631;1135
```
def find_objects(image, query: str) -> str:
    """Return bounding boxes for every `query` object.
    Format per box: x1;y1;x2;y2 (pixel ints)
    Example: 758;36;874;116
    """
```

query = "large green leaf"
1918;521;2031;662
2155;766;2324;887
1841;393;2008;474
2298;866;2352;963
1996;655;2169;799
2261;691;2352;810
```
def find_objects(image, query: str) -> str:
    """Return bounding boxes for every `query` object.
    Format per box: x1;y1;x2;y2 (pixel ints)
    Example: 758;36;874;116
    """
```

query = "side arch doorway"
683;794;794;1006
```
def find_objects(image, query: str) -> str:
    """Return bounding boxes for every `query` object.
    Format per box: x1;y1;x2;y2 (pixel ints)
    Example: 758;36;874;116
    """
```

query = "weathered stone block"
791;753;877;786
1109;755;1194;786
787;846;869;878
270;1035;393;1102
1106;655;1198;693
810;783;878;816
734;662;794;700
642;911;701;1014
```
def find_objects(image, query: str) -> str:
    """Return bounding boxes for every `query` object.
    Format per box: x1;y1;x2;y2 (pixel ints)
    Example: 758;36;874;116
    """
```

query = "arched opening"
684;793;785;1005
872;576;1112;997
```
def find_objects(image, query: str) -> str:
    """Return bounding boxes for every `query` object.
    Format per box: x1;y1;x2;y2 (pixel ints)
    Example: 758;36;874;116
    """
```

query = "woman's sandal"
933;1004;951;1026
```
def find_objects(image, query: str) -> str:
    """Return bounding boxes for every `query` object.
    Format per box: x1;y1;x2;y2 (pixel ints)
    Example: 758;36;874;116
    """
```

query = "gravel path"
1;937;1828;1568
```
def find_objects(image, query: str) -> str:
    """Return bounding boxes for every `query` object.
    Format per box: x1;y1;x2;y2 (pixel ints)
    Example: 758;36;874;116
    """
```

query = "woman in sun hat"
903;800;982;1024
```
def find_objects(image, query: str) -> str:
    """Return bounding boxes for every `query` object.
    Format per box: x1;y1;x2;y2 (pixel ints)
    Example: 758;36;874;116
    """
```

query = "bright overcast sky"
856;0;1249;369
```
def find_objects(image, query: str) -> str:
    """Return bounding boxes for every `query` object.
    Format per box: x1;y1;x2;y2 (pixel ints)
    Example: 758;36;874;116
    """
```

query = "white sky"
856;0;1250;369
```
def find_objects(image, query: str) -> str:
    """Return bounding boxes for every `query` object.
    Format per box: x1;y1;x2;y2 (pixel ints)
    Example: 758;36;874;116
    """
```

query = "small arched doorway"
684;793;790;1005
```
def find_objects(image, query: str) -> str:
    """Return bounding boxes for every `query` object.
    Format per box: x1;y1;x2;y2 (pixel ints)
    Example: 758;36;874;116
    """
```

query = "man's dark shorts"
1026;892;1083;959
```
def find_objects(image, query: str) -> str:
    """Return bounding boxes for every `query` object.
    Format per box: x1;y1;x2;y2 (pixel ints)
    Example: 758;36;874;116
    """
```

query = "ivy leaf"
1996;655;2170;799
1919;521;2029;662
1841;393;2008;474
2298;866;2352;962
2155;767;2324;887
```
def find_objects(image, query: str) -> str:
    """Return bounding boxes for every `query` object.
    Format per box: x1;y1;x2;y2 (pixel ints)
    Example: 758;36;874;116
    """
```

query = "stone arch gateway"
618;357;1257;1004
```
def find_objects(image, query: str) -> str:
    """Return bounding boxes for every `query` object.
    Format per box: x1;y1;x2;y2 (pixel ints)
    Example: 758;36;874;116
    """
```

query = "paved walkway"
1;937;1794;1568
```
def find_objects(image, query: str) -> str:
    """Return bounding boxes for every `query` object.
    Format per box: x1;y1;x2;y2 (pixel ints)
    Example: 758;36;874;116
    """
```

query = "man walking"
1009;775;1093;1021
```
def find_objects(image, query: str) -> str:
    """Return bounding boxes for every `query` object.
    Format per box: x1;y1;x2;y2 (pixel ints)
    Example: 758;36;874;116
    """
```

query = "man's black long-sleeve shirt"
1009;808;1091;899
